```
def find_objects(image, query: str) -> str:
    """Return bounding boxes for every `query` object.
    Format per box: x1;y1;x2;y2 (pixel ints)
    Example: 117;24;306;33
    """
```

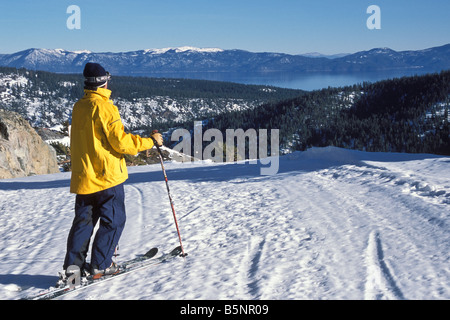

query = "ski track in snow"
0;147;449;300
364;230;404;300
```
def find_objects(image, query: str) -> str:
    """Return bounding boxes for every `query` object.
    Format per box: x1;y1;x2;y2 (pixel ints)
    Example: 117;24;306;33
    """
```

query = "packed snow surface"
0;147;448;300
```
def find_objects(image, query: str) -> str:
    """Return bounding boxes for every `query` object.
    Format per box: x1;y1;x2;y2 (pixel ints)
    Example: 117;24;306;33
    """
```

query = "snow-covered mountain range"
0;44;449;76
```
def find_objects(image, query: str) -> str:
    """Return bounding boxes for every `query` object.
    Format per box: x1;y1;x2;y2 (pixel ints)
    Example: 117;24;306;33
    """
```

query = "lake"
144;69;440;91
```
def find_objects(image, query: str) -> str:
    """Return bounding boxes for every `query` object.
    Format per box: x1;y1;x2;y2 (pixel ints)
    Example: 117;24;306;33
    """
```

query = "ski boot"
56;263;91;288
91;262;120;280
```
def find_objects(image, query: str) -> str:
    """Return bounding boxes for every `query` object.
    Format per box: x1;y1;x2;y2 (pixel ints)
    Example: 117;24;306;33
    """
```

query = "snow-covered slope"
0;147;448;300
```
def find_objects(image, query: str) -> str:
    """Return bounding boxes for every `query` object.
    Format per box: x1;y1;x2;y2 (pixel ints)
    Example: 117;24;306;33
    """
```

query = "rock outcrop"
0;109;60;179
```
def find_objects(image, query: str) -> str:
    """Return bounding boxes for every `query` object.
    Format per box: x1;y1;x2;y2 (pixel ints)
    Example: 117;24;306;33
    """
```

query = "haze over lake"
143;69;439;91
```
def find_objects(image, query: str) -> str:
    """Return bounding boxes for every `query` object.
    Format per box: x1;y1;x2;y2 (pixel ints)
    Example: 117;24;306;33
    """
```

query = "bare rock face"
0;109;60;179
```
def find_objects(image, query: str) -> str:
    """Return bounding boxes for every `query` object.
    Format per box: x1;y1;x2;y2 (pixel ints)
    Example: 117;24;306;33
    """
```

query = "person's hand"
151;131;163;147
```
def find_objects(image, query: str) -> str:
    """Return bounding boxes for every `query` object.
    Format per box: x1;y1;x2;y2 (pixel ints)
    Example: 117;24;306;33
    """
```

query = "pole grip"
151;129;162;152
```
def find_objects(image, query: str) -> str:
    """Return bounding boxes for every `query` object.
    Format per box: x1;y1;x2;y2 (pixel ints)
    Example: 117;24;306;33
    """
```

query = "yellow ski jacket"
70;87;154;194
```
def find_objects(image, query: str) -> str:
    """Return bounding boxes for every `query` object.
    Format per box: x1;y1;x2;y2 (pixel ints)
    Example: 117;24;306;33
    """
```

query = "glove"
151;131;163;147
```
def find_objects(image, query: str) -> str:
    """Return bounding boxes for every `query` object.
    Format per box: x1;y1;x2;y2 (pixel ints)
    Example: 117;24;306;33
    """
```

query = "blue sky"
0;0;449;54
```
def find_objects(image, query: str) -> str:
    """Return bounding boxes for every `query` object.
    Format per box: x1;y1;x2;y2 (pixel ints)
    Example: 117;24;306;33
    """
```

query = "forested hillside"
194;71;450;155
0;67;304;129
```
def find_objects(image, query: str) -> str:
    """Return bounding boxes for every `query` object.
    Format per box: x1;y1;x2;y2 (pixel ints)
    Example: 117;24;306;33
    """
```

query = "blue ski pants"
63;183;126;271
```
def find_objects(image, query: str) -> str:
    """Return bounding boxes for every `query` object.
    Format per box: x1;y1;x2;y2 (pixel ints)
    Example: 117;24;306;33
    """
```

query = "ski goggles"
84;72;111;84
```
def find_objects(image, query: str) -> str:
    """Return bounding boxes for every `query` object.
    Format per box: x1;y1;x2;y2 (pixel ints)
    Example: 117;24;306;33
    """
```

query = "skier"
63;62;163;279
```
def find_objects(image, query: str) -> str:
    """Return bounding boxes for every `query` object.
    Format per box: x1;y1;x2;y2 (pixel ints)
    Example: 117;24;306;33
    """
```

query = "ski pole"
151;130;187;258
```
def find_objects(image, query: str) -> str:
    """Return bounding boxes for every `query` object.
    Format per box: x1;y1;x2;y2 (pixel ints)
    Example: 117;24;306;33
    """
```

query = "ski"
21;246;182;300
120;247;159;269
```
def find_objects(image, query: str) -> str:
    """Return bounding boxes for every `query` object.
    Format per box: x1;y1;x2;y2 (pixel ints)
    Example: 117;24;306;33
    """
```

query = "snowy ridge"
1;44;449;75
0;147;448;300
143;47;224;54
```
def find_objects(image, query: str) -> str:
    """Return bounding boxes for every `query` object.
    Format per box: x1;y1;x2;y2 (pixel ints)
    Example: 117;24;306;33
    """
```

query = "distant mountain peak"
142;46;224;54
